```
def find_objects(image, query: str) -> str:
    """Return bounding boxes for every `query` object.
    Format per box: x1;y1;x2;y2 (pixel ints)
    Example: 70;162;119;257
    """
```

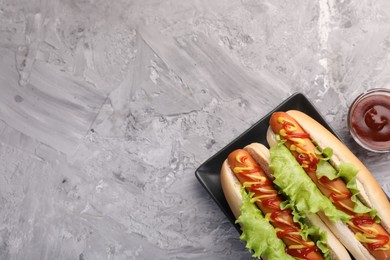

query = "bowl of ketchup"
348;88;390;152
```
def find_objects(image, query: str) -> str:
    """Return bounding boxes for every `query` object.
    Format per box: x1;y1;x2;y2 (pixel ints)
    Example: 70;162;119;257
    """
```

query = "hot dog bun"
221;160;243;219
266;110;390;260
221;143;351;260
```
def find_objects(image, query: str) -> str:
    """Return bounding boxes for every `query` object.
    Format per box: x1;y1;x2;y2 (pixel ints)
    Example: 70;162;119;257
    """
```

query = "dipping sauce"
348;89;390;152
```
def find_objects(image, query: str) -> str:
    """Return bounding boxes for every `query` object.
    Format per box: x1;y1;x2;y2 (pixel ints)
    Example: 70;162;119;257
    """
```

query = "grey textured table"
0;0;389;259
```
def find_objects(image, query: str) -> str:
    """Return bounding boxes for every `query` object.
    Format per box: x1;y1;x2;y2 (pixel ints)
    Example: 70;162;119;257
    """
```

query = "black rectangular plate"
195;92;343;231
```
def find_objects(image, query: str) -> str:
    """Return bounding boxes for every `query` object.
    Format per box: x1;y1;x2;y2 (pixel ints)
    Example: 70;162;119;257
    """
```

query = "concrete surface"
0;0;389;259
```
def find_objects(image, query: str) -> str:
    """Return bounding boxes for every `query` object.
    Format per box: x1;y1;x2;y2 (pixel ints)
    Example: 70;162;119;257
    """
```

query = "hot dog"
267;110;390;259
221;144;351;260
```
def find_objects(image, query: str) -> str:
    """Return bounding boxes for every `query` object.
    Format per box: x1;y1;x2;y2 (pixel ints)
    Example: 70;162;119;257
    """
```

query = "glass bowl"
347;88;390;153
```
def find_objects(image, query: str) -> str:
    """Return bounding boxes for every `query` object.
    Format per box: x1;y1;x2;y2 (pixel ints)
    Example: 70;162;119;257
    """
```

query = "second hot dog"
267;110;390;259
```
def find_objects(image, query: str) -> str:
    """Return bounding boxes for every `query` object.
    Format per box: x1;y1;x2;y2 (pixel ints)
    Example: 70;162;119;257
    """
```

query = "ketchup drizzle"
368;235;390;251
287;246;319;260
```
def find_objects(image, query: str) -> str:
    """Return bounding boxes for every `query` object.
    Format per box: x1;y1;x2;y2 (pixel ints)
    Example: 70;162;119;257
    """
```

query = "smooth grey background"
0;0;389;259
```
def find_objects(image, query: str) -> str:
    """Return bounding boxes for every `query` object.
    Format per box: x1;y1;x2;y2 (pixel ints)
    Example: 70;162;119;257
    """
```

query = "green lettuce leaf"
304;224;330;260
316;154;378;218
236;188;294;260
269;144;351;223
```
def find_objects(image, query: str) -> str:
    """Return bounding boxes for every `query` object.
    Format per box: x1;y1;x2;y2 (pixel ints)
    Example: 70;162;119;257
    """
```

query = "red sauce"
277;228;300;239
287;245;319;259
249;179;273;188
318;176;335;184
285;133;311;139
350;94;390;150
329;193;354;215
261;197;282;210
269;210;296;228
367;234;390;251
282;120;296;132
352;215;375;228
296;152;318;172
